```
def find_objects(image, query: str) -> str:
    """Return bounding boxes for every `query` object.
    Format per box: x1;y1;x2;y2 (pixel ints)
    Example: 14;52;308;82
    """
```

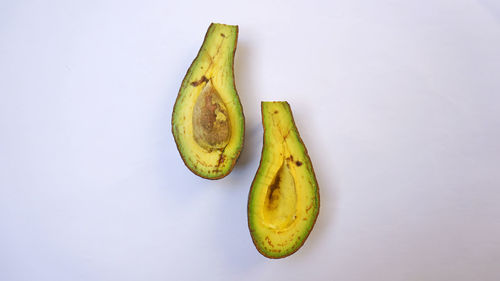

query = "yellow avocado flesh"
248;102;320;258
172;23;244;179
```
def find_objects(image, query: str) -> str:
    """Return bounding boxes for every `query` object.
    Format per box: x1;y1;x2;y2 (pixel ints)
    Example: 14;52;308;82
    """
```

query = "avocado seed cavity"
263;161;298;230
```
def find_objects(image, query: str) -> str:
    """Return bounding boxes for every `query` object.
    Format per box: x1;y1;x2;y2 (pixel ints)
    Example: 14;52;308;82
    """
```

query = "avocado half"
248;102;320;258
172;23;245;179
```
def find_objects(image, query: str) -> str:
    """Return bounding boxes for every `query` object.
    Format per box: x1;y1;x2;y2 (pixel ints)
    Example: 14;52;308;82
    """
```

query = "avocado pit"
192;80;231;151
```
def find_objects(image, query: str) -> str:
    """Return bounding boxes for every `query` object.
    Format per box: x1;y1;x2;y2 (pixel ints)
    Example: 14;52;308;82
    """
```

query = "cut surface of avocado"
172;23;244;179
248;102;320;258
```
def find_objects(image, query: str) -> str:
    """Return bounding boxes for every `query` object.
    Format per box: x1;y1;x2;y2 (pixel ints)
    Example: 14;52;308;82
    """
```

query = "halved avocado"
172;23;245;179
248;102;320;258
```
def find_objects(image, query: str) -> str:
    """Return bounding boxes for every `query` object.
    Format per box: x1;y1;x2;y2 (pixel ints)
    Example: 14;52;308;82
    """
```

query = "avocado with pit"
172;23;244;179
248;102;320;258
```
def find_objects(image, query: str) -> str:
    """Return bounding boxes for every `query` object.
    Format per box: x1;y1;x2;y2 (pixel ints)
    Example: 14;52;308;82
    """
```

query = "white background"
1;0;499;280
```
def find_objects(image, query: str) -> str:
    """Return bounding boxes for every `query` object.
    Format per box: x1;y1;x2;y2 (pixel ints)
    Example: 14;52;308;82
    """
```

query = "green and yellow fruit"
248;102;320;258
172;23;244;179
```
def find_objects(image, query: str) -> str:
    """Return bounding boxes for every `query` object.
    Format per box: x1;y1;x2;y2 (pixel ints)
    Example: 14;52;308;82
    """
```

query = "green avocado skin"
248;102;320;259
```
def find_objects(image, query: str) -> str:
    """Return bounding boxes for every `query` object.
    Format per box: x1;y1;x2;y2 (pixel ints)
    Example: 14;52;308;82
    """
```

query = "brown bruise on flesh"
265;171;282;210
190;75;208;87
192;80;231;152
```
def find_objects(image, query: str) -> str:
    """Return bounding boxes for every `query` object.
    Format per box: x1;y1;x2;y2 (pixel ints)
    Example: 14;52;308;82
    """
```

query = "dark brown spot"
220;33;225;37
266;172;281;209
306;204;313;213
216;153;225;167
274;110;278;114
265;236;274;247
295;161;302;166
190;75;208;86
